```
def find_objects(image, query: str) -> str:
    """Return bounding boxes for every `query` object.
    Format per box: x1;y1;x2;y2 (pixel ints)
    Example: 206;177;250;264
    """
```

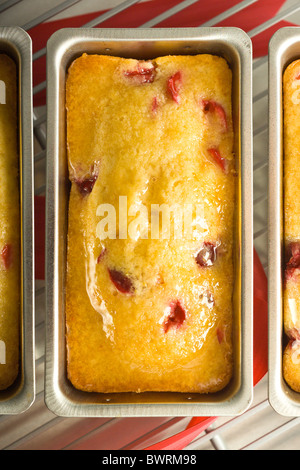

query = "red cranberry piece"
285;269;299;282
1;243;12;270
163;300;186;333
108;268;134;294
286;242;300;266
202;99;212;112
73;164;98;196
76;176;97;195
124;61;156;84
217;327;224;344
285;242;300;280
208;147;228;173
196;242;217;267
167;71;182;104
201;99;228;131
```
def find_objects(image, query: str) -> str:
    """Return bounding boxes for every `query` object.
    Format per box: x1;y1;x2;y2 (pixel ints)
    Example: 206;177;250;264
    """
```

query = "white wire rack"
1;0;300;450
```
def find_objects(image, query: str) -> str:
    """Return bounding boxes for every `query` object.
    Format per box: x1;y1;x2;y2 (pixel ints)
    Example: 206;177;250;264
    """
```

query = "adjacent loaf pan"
268;27;300;417
0;27;35;414
45;27;253;417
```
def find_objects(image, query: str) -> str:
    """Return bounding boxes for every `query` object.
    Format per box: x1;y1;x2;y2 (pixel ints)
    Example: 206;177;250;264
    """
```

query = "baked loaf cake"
283;59;300;392
0;54;20;390
66;53;235;393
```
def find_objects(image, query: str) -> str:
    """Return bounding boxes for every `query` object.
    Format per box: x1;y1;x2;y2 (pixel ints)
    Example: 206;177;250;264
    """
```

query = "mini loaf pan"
45;27;253;418
268;27;300;417
0;27;35;414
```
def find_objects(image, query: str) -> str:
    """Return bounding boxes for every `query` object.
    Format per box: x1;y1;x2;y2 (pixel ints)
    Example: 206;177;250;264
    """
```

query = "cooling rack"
0;0;300;450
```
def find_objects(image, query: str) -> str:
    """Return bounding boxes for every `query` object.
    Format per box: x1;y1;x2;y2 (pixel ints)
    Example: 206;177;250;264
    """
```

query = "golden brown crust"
66;54;235;393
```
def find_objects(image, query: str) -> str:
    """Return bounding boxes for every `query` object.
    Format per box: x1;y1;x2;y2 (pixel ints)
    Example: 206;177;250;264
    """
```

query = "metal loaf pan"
0;27;35;414
269;27;300;417
45;27;253;417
